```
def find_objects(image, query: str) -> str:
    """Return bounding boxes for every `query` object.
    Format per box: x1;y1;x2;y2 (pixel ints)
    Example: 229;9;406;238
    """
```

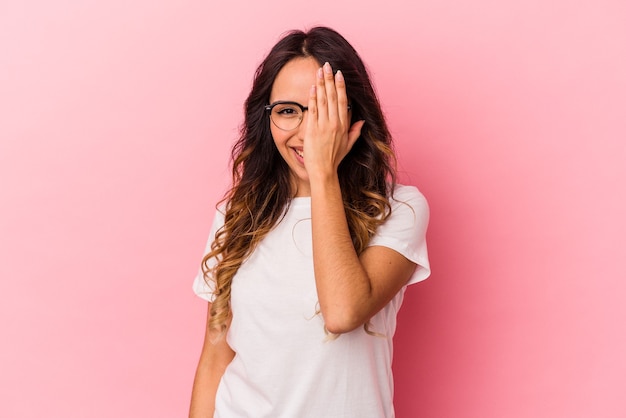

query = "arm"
305;63;417;334
189;303;235;418
310;180;417;334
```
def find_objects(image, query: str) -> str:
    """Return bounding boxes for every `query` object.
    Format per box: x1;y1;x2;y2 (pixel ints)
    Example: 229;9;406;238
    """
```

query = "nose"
296;110;309;140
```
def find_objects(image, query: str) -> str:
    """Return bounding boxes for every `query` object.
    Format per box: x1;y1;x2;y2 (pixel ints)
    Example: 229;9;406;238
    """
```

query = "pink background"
1;1;625;417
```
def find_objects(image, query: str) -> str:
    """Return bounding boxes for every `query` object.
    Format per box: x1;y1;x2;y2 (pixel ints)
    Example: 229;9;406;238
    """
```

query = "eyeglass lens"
270;103;304;131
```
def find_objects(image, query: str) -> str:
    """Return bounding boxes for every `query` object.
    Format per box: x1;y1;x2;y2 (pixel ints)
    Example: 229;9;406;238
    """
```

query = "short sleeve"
192;207;226;302
368;184;431;285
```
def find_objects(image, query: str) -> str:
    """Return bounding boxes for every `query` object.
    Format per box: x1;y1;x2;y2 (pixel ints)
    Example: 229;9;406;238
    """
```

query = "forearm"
189;356;222;417
310;173;372;333
189;305;235;417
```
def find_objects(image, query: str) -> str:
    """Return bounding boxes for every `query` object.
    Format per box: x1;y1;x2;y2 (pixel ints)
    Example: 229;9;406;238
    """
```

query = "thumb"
347;120;365;150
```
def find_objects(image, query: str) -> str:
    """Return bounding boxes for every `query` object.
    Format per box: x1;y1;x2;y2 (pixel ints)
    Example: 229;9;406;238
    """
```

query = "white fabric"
193;184;430;418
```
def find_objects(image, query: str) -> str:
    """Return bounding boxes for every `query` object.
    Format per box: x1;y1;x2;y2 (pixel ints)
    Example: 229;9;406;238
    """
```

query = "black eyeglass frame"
264;101;310;114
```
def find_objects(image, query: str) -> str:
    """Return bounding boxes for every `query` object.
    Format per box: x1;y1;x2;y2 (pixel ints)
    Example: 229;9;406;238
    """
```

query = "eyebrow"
268;100;307;106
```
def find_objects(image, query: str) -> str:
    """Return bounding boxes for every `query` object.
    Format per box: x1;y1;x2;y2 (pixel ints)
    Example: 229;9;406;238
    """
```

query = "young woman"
190;27;430;418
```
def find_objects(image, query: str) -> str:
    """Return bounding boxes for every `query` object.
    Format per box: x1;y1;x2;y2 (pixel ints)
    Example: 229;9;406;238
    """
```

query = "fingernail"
335;70;344;82
317;67;324;79
310;85;316;95
324;62;332;74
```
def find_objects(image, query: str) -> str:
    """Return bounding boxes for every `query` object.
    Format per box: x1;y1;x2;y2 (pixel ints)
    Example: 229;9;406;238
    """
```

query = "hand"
304;62;365;179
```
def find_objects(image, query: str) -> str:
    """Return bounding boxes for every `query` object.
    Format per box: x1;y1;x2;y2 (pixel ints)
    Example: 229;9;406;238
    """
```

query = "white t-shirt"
193;184;430;418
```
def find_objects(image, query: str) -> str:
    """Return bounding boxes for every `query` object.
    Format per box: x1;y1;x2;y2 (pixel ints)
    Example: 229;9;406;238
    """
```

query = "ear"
347;120;365;149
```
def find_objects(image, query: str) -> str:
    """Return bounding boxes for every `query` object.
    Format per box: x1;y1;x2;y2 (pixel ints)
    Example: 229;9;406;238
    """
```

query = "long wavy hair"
202;26;397;339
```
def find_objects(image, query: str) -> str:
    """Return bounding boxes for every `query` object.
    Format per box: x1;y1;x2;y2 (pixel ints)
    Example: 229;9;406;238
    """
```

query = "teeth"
295;149;304;158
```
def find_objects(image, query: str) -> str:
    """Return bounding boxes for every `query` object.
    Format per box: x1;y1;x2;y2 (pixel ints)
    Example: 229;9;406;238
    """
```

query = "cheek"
270;125;287;147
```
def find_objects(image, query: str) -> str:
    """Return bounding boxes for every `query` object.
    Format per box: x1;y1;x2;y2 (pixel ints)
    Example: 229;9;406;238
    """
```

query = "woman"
190;26;430;417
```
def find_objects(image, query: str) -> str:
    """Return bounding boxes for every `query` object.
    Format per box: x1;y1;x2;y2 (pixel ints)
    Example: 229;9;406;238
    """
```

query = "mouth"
292;147;304;164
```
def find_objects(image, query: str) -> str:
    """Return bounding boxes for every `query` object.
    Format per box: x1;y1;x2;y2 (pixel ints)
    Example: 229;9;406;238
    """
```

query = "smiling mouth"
294;148;304;158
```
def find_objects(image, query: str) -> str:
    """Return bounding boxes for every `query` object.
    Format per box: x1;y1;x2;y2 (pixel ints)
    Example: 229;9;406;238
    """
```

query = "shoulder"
368;184;431;283
391;184;426;203
388;184;429;222
212;202;227;226
216;201;227;216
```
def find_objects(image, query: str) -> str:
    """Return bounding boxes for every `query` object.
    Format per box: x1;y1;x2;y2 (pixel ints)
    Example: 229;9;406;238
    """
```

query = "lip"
292;147;304;165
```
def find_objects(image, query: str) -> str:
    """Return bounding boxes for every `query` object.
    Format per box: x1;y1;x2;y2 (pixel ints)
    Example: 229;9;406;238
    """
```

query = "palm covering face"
303;62;365;178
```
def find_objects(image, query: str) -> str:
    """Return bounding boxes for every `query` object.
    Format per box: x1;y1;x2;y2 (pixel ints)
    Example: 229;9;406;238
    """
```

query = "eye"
274;104;301;118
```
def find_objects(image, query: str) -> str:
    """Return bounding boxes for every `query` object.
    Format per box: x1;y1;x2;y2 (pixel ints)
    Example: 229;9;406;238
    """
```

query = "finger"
316;66;328;121
307;84;317;132
335;70;349;129
347;120;365;150
323;62;339;123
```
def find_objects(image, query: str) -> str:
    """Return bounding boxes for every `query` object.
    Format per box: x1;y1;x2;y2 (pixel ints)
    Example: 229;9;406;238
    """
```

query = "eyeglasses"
265;101;308;131
265;101;351;131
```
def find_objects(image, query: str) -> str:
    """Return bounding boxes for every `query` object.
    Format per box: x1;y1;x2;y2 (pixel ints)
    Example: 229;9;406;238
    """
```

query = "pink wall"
1;1;625;417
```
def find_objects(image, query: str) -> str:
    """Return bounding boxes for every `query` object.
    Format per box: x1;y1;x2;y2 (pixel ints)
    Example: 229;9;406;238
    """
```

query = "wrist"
308;170;340;193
